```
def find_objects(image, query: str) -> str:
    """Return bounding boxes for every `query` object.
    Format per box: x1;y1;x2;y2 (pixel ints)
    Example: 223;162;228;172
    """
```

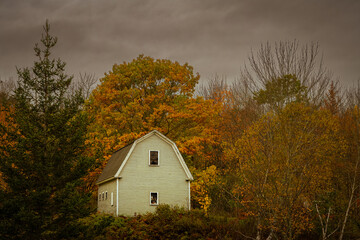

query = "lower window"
150;192;158;205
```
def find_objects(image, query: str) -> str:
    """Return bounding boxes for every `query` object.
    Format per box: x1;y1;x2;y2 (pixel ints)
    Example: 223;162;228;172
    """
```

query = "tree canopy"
84;55;221;189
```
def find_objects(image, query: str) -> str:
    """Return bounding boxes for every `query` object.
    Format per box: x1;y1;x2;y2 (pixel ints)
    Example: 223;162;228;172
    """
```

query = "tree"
69;72;98;100
337;107;360;240
241;40;332;106
0;21;94;239
254;74;307;112
323;81;343;115
84;55;221;191
227;103;345;239
0;77;15;105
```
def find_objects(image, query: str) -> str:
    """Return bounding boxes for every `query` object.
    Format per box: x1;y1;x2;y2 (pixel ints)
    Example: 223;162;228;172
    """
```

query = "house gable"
114;130;193;181
96;130;193;215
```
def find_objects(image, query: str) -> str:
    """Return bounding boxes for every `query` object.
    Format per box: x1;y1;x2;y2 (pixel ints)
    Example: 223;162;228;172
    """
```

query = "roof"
96;130;194;185
96;143;134;184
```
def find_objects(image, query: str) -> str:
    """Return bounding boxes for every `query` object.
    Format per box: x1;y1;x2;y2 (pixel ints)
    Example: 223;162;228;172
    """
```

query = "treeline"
0;22;359;239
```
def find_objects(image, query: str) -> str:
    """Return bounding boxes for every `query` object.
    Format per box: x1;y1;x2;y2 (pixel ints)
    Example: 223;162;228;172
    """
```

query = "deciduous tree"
85;55;221;191
227;103;345;239
254;74;307;112
241;40;331;106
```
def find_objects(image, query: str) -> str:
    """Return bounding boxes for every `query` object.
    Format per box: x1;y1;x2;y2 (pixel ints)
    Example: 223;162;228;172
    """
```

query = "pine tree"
0;20;94;239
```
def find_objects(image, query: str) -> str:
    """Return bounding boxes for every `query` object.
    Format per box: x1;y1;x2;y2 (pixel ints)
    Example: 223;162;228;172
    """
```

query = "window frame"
149;150;160;166
150;192;159;206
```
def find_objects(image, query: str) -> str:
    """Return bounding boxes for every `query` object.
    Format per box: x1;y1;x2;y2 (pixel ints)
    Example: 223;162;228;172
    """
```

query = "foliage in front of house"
69;205;257;240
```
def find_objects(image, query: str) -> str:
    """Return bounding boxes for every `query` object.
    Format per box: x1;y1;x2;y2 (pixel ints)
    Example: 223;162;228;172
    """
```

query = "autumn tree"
227;103;345;239
323;81;343;115
335;106;360;240
85;55;221;191
313;84;360;239
0;21;94;239
198;76;262;214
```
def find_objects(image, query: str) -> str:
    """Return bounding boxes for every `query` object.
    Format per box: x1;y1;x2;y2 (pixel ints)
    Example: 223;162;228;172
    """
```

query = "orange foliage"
0;105;17;190
84;55;221;192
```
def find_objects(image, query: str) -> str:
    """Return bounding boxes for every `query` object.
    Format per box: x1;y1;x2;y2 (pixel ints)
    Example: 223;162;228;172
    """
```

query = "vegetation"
0;22;359;239
0;21;94;239
69;204;257;240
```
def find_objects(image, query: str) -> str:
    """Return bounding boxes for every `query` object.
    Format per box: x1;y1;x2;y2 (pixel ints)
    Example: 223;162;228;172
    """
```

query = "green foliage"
0;21;94;239
254;74;307;110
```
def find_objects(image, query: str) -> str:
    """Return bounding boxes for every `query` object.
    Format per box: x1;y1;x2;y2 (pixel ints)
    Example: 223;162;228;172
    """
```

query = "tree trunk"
339;158;358;240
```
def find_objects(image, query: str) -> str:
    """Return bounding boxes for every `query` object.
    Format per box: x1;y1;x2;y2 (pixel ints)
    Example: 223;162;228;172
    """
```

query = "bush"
70;205;255;239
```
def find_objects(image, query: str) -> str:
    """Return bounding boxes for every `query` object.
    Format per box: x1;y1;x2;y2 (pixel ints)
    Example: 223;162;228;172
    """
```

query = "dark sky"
1;0;359;88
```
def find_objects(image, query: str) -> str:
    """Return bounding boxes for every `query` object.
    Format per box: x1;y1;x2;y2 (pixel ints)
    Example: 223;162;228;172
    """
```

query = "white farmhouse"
96;130;194;216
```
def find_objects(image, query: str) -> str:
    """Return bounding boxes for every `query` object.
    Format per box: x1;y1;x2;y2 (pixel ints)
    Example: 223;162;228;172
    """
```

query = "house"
96;130;194;216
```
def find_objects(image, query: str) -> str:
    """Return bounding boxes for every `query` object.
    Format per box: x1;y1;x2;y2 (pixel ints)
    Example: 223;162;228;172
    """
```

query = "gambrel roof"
96;130;194;185
96;143;134;184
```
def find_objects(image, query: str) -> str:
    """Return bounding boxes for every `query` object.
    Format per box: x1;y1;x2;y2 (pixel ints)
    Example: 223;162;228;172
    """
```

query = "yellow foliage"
191;165;219;212
226;102;346;238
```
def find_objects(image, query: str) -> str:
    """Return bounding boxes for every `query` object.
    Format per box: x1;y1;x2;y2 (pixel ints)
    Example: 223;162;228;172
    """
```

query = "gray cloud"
0;0;359;87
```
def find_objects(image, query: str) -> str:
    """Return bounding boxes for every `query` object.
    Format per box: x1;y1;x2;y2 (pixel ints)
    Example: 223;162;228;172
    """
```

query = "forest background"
0;22;359;240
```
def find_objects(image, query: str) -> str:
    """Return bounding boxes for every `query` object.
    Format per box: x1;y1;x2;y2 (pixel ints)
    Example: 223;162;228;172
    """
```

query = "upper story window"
149;150;159;166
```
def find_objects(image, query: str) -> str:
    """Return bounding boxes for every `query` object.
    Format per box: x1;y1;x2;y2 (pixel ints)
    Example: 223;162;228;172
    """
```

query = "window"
149;150;159;166
102;192;104;201
99;193;101;201
111;192;114;206
150;192;158;205
105;191;108;200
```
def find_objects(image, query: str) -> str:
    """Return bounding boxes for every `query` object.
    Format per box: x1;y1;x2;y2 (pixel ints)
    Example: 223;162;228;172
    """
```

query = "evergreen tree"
0;21;94;239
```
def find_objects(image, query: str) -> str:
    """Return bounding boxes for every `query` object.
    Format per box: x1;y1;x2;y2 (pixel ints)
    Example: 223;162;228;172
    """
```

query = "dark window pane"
150;151;158;165
151;192;158;205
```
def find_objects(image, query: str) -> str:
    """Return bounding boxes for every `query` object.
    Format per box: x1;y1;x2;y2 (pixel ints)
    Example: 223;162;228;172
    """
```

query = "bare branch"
240;40;332;106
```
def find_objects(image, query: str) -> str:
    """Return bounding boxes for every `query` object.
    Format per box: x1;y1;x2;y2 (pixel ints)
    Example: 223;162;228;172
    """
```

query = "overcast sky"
1;0;359;89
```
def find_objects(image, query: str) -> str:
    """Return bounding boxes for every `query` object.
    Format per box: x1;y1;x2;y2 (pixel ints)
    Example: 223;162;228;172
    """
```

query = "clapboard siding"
97;131;192;216
98;180;117;215
118;134;188;215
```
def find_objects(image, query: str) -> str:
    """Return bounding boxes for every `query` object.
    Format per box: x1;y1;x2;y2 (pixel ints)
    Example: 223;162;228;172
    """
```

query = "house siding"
117;134;189;216
98;179;117;215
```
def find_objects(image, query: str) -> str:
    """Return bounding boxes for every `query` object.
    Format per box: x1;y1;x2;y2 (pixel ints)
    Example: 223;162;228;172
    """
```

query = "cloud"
0;0;359;86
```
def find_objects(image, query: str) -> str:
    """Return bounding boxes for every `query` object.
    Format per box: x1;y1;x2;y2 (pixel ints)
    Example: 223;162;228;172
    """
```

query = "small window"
150;192;158;205
99;193;101;201
105;191;108;200
149;151;159;166
102;192;104;201
111;192;114;206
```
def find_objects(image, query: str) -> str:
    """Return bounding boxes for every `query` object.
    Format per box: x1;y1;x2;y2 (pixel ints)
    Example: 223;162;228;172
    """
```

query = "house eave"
96;176;121;185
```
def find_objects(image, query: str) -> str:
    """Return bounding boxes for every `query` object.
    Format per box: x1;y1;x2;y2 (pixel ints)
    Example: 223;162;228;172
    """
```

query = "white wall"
117;134;189;216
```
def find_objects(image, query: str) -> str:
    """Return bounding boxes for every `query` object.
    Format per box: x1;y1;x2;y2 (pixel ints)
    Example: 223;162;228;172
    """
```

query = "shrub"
71;205;255;239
